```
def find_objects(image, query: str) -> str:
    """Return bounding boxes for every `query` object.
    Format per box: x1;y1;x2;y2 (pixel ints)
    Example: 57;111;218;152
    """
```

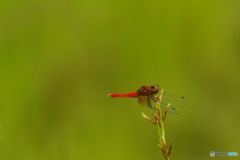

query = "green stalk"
142;88;172;160
156;89;170;160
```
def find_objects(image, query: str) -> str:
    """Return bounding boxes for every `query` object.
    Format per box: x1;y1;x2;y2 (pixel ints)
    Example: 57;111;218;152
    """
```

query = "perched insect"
108;85;186;110
108;85;159;108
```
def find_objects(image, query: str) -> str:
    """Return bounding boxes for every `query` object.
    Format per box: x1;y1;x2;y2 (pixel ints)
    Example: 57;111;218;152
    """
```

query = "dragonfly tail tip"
107;93;112;97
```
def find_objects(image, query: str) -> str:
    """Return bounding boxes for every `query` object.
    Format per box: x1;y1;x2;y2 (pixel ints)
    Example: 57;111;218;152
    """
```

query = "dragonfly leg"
149;95;158;103
147;96;153;109
150;95;159;102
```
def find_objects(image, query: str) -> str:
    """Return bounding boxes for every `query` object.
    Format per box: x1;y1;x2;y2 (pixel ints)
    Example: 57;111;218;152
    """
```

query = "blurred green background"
0;0;240;160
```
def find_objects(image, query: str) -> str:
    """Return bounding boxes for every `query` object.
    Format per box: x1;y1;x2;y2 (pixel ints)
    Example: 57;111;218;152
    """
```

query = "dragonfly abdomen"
107;92;138;98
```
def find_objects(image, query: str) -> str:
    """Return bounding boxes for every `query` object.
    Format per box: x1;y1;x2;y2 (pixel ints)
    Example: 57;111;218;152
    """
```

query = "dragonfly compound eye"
151;85;158;90
150;86;155;89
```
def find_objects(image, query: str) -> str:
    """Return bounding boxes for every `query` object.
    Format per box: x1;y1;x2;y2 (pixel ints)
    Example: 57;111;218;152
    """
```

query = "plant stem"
141;88;171;160
156;89;169;160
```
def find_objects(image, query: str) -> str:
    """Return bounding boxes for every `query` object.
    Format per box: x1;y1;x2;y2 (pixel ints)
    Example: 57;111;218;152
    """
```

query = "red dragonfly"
108;85;186;111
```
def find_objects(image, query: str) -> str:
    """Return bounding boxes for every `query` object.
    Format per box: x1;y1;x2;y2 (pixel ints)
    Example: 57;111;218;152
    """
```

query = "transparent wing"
138;95;148;105
160;91;187;113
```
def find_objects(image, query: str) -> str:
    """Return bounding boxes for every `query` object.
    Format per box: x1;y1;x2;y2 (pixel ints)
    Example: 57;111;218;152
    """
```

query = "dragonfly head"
150;85;159;94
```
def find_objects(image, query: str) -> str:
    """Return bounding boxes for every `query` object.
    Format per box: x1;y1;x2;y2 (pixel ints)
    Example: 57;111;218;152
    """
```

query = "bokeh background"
0;0;240;160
